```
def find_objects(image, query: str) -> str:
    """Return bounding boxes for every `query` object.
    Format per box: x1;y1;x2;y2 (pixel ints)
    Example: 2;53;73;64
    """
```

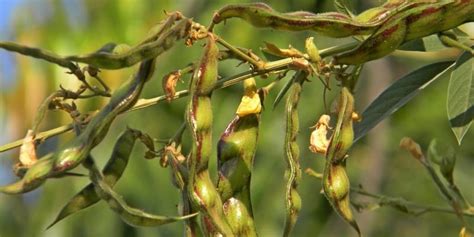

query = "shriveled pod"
185;33;233;236
217;78;261;236
323;86;360;236
283;71;308;237
322;163;359;235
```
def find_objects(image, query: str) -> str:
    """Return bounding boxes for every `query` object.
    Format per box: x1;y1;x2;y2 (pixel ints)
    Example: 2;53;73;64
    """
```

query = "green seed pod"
66;18;191;69
355;0;409;23
47;128;142;228
335;1;474;65
323;86;360;236
139;12;184;45
403;1;474;42
217;115;259;201
334;17;407;65
223;198;257;237
211;3;388;38
283;71;307;237
327;87;354;164
217;78;261;236
54;59;157;172
323;163;360;236
112;44;132;55
0;59;156;195
186;34;233;236
0;157;53;194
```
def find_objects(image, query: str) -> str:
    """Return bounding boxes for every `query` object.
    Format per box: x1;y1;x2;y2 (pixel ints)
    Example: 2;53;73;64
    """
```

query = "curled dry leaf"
399;137;423;161
460;227;474;237
19;130;38;167
309;114;331;154
305;37;321;63
262;42;304;58
162;71;181;102
236;79;262;117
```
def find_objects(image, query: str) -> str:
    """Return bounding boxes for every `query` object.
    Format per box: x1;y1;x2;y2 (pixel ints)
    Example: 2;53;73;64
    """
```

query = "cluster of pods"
0;0;473;236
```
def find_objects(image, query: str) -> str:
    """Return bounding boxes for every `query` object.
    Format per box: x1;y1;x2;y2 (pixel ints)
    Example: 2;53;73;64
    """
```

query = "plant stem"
0;42;359;154
351;186;474;218
215;36;265;69
305;168;474;218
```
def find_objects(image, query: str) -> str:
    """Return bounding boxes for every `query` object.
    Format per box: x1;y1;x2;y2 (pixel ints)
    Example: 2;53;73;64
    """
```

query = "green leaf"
334;0;354;17
399;35;446;52
447;50;474;144
354;61;455;142
272;73;295;109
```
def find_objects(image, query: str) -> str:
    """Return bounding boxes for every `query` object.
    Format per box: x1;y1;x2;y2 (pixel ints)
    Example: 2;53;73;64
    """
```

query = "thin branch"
0;41;359;154
215;36;265;69
305;168;474;218
0;41;79;71
351;186;474;218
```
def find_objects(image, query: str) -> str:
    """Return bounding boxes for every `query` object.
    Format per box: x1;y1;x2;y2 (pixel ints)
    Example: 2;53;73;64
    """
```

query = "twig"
305;168;474;218
215;36;265;69
0;41;359;154
351;186;474;218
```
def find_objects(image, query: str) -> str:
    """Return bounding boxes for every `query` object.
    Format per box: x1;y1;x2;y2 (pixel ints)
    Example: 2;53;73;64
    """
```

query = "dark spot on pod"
382;24;399;39
406;6;442;25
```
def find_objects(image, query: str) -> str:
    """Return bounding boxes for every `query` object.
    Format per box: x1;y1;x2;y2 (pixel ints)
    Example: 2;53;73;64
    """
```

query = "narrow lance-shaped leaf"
399;35;446;52
447;50;474;144
354;61;455;142
273;74;295;109
47;128;142;229
82;157;198;227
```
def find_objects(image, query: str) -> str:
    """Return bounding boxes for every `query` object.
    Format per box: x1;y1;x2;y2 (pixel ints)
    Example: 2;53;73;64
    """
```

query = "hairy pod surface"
283;71;307;237
186;34;233;236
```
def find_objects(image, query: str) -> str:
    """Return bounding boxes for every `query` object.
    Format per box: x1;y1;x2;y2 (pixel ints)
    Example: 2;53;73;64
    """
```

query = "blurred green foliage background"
0;0;473;236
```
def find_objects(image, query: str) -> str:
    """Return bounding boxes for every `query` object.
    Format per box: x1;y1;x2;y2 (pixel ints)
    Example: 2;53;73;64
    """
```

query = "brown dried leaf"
399;137;423;161
236;93;261;117
19;130;38;167
162;71;181;102
309;115;331;154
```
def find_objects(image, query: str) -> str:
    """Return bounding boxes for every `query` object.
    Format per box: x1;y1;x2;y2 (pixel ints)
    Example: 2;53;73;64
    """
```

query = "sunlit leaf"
447;50;474;144
354;61;455;142
399;35;446;52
